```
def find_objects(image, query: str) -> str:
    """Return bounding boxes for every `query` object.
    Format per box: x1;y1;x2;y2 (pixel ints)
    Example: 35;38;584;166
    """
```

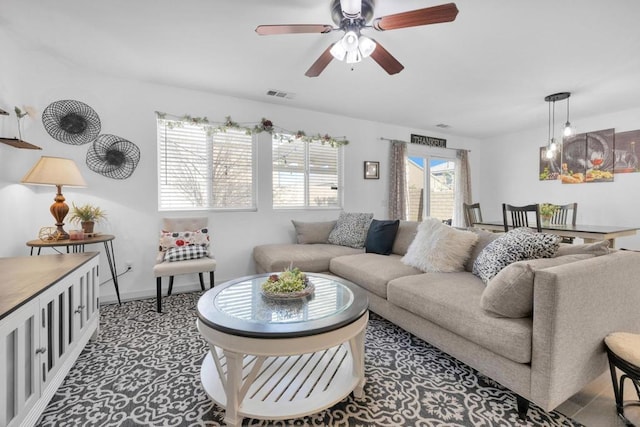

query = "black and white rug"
37;292;581;426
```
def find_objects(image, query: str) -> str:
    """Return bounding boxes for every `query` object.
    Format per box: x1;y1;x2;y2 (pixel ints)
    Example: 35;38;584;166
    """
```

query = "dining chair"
153;217;216;313
550;202;578;243
463;202;483;227
502;203;542;232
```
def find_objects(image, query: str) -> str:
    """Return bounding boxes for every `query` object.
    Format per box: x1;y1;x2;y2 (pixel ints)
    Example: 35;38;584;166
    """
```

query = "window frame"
271;134;344;210
157;119;257;212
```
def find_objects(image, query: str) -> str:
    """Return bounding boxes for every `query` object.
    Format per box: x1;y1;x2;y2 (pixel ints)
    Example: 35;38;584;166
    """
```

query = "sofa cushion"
387;272;533;363
291;220;337;244
365;219;400;255
327;212;374;248
391;220;420;256
253;243;362;273
401;218;478;272
480;254;595;318
465;228;501;272
329;253;422;299
555;240;610;257
473;227;561;283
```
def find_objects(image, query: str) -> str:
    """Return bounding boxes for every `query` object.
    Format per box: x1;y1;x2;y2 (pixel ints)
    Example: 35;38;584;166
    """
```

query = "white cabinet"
0;253;100;427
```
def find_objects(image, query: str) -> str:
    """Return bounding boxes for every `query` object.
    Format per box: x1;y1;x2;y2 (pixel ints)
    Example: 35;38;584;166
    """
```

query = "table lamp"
21;156;87;240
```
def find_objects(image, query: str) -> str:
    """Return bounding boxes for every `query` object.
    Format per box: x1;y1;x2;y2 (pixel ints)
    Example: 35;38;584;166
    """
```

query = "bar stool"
604;332;640;426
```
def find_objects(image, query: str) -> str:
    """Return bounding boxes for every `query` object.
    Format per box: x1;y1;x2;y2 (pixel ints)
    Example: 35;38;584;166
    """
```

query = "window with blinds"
272;135;342;208
157;119;255;210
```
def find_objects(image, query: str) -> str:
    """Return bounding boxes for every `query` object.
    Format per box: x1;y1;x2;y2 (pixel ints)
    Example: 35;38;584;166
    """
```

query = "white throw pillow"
401;218;479;272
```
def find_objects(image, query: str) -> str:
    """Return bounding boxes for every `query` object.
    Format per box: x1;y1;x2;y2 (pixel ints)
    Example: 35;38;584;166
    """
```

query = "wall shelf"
0;137;41;150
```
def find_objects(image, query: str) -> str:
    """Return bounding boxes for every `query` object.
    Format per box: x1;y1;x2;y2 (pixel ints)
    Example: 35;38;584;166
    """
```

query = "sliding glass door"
407;155;457;223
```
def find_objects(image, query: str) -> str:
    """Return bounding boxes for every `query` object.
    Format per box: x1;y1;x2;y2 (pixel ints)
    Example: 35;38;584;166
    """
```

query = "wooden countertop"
0;252;99;320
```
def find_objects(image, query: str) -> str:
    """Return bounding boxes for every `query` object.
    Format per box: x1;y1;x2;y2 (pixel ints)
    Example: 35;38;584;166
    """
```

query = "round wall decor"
86;134;140;179
42;99;101;145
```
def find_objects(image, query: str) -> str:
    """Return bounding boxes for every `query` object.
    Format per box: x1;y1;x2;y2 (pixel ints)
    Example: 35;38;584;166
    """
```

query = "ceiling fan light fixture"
342;31;359;52
345;49;363;64
340;0;362;19
330;42;347;61
359;35;376;58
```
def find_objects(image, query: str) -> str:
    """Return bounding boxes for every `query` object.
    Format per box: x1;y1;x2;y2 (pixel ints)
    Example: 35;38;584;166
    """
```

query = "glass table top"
197;273;368;338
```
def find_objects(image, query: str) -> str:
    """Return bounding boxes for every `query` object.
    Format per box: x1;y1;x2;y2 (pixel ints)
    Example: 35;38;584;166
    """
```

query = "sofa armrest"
530;250;640;410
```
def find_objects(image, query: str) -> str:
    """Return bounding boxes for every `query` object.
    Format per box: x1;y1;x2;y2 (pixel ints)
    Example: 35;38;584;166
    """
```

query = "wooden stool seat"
605;332;640;426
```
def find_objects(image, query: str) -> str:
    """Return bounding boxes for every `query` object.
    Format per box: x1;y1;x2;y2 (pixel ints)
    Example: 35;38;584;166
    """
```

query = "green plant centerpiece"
68;203;107;234
261;267;313;299
539;203;558;226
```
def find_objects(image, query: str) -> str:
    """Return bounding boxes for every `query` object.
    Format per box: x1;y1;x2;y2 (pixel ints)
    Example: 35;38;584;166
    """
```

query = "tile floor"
556;369;639;426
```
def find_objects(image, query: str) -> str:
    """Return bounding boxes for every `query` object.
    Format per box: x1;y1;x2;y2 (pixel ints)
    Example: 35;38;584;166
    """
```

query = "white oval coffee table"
197;273;369;427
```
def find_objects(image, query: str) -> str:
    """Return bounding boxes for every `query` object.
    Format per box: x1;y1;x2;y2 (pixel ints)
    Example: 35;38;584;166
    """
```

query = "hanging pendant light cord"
548;100;551;144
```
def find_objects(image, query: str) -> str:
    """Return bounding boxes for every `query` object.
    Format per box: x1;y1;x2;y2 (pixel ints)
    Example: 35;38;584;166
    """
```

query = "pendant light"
544;92;571;158
563;93;574;137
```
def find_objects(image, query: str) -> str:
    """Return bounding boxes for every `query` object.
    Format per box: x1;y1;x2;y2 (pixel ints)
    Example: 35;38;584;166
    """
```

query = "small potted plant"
539;203;558;226
68;203;107;234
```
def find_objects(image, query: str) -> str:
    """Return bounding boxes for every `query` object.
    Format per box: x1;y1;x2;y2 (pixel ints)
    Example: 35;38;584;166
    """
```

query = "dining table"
473;221;638;248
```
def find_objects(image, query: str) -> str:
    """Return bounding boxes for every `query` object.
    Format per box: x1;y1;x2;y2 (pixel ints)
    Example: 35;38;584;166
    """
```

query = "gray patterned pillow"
327;212;373;248
472;227;561;283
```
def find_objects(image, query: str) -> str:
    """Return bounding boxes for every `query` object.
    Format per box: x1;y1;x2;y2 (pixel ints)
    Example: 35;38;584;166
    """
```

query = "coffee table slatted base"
201;343;360;421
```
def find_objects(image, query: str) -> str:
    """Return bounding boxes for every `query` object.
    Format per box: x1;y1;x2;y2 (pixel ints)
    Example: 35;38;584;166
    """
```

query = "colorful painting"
539;147;561;180
613;129;640;173
560;128;614;183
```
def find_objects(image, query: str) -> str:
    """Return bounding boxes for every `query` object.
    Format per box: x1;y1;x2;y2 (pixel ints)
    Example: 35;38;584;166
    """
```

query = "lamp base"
51;185;70;240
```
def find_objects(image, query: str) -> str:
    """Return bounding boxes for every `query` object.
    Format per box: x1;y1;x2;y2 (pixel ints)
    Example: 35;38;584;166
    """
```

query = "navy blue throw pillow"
365;219;400;255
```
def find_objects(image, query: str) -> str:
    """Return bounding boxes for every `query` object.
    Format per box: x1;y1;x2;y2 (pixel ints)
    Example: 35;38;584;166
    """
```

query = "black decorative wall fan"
42;99;101;145
256;0;458;77
86;134;140;179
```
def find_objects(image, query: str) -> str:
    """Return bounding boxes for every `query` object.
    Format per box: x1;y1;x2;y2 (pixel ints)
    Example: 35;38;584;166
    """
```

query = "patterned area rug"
37;292;581;426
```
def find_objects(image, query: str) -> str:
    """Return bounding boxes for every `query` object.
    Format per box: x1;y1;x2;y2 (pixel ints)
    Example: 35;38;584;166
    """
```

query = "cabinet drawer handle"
35;347;47;354
74;305;84;314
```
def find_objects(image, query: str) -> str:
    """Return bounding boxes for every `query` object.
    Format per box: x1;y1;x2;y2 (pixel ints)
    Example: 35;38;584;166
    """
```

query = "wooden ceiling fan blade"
305;45;335;77
373;3;458;31
255;24;333;35
369;41;404;75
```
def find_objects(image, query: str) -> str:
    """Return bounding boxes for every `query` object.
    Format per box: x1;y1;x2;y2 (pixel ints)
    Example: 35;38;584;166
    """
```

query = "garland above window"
155;112;349;147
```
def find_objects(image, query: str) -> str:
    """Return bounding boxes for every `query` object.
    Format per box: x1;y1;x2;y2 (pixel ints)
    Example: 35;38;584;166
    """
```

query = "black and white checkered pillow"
164;245;208;262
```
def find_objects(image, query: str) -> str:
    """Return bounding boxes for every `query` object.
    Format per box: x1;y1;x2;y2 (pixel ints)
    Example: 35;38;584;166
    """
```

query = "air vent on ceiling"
266;89;295;100
436;123;450;128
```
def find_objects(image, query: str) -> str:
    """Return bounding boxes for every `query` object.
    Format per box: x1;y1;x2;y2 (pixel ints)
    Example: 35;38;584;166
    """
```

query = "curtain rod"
379;137;470;152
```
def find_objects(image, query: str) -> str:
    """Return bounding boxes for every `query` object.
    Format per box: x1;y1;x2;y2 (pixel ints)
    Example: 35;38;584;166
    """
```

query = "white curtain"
454;149;472;227
389;140;408;220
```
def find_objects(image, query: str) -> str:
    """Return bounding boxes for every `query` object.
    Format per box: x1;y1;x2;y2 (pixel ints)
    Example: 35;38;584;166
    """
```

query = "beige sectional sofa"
252;220;640;418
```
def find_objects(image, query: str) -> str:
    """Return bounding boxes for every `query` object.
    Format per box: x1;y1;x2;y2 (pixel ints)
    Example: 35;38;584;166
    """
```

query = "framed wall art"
364;161;379;179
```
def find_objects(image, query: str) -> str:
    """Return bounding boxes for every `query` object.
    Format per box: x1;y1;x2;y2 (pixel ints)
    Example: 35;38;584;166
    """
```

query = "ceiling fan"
255;0;459;77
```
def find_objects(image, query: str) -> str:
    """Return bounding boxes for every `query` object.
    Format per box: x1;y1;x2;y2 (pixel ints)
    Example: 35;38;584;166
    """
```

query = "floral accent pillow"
159;228;210;251
164;245;209;262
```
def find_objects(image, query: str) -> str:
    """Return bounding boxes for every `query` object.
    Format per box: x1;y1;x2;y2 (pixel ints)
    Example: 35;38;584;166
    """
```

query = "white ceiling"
3;0;640;139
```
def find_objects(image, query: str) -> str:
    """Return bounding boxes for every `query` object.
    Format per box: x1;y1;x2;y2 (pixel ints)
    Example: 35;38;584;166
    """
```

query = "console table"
26;234;121;305
0;253;100;427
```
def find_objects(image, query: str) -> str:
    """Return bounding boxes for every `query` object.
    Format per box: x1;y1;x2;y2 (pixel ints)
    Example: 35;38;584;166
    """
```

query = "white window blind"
157;119;255;210
272;135;342;208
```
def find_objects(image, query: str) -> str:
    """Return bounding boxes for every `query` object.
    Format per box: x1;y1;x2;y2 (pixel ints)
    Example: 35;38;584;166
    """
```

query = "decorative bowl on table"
261;267;314;300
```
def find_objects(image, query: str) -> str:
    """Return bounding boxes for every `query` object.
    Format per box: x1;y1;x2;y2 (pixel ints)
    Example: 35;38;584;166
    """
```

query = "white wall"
1;38;479;303
477;107;640;250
